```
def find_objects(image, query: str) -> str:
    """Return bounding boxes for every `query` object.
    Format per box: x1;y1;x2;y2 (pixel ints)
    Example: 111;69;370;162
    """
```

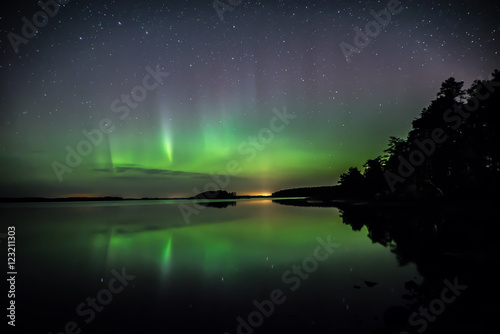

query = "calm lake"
1;198;477;334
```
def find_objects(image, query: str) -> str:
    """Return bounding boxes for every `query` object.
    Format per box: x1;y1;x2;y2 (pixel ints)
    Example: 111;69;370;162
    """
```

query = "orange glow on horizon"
243;192;272;197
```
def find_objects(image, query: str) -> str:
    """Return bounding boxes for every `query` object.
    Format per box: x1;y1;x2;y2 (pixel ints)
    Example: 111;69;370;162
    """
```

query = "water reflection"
336;202;500;334
6;199;494;333
196;200;237;208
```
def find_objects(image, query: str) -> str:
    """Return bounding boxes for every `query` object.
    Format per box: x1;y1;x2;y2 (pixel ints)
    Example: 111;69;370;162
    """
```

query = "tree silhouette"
333;69;500;200
338;167;366;198
363;156;386;197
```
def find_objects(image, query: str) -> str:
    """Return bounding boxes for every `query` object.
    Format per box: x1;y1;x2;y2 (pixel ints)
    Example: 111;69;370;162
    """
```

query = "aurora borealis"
1;0;499;198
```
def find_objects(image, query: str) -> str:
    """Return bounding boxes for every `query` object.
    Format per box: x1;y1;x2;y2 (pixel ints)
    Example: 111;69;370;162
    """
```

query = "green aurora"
1;1;499;198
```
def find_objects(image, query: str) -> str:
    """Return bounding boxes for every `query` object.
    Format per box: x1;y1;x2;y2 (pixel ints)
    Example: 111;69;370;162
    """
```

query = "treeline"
191;190;237;200
337;69;500;200
0;196;125;203
272;186;341;198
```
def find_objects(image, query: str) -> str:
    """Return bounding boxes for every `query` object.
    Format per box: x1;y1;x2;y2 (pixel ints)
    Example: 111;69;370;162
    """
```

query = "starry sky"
0;0;499;198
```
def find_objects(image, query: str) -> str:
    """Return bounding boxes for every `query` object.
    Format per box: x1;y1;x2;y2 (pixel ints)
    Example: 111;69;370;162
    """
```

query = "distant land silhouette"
0;196;128;203
272;186;340;198
0;191;266;203
190;190;237;200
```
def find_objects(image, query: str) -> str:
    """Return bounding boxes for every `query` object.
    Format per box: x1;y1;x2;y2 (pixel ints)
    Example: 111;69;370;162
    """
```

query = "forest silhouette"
274;69;500;201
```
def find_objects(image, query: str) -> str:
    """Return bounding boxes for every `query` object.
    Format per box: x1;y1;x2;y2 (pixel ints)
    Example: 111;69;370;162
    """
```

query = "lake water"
1;199;422;333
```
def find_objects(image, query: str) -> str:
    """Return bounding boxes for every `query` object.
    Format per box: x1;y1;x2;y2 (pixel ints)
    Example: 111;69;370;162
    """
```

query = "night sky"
0;0;499;198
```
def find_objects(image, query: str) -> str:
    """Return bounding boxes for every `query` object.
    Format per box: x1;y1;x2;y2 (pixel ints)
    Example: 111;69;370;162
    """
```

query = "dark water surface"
0;199;496;333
